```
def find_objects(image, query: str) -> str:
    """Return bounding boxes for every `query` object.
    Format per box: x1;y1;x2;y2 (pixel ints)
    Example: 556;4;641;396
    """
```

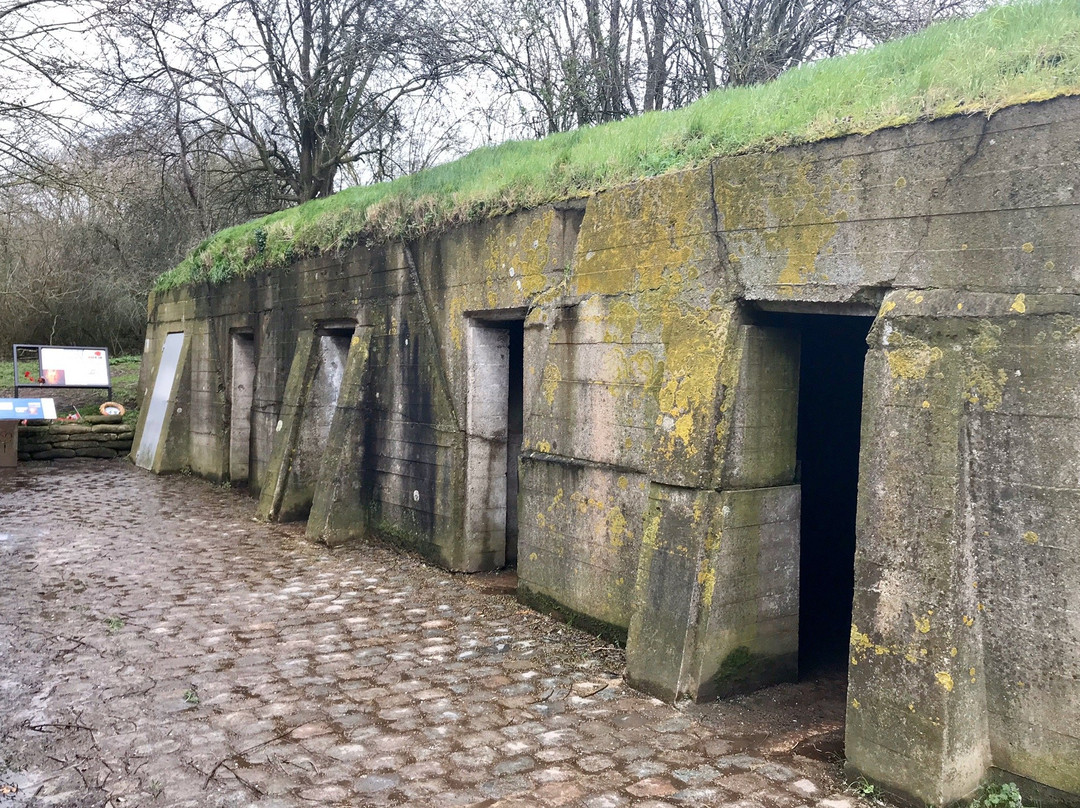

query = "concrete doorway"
754;311;873;676
229;331;255;484
465;315;525;570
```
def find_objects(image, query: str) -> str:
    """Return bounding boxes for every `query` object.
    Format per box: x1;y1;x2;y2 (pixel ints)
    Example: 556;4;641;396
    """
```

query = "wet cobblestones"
0;461;868;808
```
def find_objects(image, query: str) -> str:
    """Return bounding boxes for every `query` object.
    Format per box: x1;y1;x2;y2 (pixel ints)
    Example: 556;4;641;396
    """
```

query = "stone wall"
18;416;134;461
132;96;1080;806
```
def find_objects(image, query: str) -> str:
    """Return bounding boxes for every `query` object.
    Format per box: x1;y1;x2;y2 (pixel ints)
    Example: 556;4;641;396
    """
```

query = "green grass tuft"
155;0;1080;291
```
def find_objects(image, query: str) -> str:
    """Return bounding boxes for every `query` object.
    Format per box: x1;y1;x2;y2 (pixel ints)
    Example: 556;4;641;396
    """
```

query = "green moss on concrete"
157;0;1080;291
708;646;799;700
363;512;459;571
517;583;629;646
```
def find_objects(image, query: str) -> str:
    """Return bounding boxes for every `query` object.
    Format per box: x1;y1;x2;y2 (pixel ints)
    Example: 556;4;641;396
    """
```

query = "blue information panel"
0;397;57;421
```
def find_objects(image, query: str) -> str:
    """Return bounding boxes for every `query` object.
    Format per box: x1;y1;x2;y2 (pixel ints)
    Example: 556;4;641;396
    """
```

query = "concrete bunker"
134;96;1080;807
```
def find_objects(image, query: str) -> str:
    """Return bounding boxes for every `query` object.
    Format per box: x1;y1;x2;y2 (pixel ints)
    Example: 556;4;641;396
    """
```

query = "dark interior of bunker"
755;311;873;677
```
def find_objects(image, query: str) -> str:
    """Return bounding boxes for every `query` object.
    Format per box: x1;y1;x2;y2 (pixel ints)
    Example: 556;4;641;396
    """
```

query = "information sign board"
0;397;57;420
12;344;112;395
39;347;110;387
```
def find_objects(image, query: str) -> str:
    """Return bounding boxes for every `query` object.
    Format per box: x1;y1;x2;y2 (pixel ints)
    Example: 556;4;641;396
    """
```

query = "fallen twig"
26;721;96;741
218;763;265;797
203;723;311;789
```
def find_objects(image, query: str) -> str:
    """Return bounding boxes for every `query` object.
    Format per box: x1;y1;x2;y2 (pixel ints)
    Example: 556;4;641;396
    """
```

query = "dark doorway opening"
754;311;873;676
505;320;524;567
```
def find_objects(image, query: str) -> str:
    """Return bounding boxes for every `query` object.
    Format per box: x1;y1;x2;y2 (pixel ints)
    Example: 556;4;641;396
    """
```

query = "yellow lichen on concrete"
606;505;631;549
936;672;955;692
715;153;852;291
541;363;561;405
651;305;732;462
1011;293;1028;313
448;296;466;349
480;211;556;306
705;526;722;553
851;624;895;658
641;500;662;550
1023;530;1039;544
971;321;1002;356
885;334;944;381
571;170;711;297
604;300;641;344
966;365;1008;410
697;560;717;606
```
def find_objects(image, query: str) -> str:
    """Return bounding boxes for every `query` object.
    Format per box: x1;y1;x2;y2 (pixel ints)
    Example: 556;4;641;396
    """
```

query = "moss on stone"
517;583;629;646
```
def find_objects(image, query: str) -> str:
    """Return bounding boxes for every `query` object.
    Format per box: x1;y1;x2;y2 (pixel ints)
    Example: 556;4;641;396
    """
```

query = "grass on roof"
156;0;1080;291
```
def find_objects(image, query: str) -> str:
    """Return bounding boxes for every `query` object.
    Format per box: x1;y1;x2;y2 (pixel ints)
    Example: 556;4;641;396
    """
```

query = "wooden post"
0;421;16;468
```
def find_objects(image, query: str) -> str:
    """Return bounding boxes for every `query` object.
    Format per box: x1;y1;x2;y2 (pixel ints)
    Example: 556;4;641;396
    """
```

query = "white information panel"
135;333;185;469
39;347;110;387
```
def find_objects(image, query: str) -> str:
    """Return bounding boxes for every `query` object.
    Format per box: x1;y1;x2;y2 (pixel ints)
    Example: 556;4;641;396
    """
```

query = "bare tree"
0;0;105;184
852;0;985;42
101;0;472;204
709;0;858;87
0;128;269;352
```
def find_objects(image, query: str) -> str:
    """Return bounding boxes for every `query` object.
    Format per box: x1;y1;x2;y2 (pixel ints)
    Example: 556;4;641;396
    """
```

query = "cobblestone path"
0;461;868;808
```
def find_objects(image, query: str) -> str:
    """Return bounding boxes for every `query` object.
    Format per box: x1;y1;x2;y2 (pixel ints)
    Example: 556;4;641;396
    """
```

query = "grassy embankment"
156;0;1080;292
0;355;141;422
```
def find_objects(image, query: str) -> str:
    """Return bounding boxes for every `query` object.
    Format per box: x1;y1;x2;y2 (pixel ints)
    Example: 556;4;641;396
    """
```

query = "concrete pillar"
626;324;802;701
257;330;316;521
307;327;373;545
846;295;991;806
132;331;190;472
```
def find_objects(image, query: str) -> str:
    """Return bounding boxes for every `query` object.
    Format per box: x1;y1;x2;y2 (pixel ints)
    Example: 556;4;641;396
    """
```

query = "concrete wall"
134;96;1080;806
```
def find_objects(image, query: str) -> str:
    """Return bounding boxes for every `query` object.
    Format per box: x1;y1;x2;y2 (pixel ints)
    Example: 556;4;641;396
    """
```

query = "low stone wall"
18;415;134;461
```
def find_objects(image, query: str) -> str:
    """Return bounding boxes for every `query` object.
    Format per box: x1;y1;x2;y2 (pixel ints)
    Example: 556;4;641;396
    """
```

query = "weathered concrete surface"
849;291;1080;805
132;95;1080;805
0;461;865;808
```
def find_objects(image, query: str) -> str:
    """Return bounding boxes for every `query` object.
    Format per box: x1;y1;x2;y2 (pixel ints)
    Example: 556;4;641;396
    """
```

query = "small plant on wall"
971;782;1025;808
